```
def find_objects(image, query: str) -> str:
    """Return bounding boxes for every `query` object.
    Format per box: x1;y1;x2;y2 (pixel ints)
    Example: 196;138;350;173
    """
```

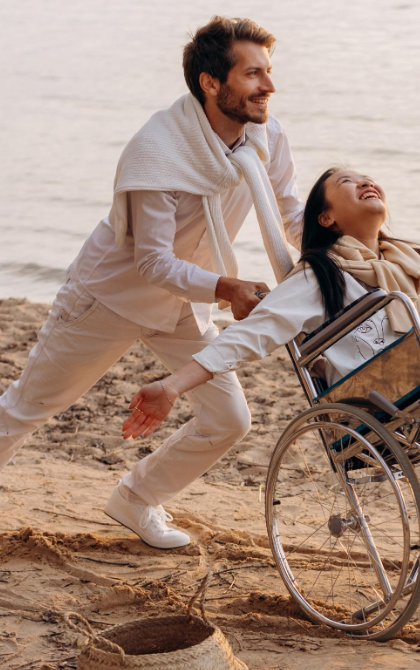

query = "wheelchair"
265;289;420;640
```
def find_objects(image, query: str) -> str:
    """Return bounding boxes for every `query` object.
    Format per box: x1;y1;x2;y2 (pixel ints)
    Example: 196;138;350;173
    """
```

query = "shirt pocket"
58;289;99;328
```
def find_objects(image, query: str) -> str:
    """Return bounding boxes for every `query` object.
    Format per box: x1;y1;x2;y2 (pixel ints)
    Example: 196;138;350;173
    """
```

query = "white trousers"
0;276;251;505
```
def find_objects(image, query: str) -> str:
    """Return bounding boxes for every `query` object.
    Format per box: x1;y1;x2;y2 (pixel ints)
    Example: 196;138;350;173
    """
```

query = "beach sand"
1;297;420;669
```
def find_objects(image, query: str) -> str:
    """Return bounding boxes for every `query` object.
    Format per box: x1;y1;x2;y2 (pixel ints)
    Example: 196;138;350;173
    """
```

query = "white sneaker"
104;485;190;549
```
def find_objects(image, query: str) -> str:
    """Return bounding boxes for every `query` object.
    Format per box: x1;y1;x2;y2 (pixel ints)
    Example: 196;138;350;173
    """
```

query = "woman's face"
320;170;387;238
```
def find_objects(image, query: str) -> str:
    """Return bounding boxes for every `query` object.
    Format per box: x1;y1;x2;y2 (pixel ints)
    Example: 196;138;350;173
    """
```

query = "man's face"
216;41;276;124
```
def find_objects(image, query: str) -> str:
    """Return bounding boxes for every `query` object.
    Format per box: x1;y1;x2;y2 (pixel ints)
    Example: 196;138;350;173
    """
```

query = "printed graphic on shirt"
354;315;390;360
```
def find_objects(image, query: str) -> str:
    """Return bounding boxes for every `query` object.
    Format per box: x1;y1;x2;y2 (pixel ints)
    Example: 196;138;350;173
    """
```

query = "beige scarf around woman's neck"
289;235;420;333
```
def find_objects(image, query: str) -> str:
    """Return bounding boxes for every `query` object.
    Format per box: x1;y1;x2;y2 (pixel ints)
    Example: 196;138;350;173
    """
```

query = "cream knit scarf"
333;235;420;332
108;94;293;306
288;235;420;332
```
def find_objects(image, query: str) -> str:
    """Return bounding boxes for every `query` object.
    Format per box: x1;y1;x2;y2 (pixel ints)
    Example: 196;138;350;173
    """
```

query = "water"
1;0;420;303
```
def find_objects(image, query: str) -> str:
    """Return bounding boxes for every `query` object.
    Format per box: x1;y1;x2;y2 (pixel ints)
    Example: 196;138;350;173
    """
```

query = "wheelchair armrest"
298;289;388;361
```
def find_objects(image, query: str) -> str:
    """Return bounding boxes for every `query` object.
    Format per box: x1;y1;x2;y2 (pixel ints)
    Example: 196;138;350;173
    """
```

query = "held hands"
122;380;177;440
215;277;270;320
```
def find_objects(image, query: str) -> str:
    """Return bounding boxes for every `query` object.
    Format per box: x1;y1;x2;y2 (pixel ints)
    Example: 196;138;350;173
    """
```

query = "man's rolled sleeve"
130;189;220;303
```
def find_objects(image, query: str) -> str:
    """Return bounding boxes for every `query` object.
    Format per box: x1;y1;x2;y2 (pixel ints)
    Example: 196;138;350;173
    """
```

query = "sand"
1;297;420;669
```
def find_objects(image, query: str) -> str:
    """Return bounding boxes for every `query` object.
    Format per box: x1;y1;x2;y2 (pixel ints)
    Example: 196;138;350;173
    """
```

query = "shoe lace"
138;505;173;531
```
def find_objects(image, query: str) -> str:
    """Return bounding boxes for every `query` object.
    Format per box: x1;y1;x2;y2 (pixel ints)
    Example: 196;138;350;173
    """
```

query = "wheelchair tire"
265;403;420;640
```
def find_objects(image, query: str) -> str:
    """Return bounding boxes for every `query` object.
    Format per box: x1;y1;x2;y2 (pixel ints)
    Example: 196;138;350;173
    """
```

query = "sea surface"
1;0;419;305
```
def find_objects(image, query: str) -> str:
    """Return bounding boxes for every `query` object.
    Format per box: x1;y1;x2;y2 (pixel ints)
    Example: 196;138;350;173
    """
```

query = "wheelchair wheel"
265;403;420;640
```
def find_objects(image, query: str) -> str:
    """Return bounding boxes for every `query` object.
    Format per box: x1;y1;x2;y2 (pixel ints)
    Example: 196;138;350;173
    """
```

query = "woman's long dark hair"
301;167;420;319
300;167;346;319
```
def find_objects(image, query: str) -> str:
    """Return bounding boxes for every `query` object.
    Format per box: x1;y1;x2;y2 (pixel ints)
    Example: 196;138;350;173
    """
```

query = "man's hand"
216;277;270;320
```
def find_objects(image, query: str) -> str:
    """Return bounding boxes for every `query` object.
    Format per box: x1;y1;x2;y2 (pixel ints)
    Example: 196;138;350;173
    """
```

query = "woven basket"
65;573;247;670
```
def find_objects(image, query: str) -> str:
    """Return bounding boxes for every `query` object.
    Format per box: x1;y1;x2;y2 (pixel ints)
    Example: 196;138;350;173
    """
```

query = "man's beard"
216;82;269;125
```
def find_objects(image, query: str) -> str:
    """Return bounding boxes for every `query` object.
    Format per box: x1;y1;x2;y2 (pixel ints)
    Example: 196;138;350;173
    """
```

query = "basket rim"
83;615;222;660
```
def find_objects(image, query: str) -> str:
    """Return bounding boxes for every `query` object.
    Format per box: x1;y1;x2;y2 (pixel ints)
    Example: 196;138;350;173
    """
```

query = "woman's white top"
193;268;399;387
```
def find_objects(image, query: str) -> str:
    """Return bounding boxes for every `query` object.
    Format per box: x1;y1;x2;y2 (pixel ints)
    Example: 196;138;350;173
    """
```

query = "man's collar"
215;128;247;155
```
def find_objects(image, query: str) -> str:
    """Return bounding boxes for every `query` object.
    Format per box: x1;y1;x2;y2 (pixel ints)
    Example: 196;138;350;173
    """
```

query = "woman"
123;167;420;440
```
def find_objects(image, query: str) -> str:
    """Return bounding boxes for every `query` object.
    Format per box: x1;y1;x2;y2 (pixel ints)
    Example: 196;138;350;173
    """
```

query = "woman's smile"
359;188;381;200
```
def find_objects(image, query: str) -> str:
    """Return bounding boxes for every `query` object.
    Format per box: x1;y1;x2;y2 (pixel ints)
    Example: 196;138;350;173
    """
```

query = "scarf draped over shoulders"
286;235;420;333
108;94;294;308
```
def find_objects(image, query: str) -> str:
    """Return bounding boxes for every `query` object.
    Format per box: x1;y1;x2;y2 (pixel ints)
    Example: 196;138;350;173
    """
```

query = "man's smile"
249;96;269;106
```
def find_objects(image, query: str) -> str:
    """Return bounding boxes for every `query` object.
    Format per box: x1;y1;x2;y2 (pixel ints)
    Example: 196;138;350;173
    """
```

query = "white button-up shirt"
72;115;304;333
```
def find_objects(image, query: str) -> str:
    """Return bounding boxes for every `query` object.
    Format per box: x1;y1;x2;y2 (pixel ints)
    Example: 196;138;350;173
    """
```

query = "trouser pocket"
58;288;99;328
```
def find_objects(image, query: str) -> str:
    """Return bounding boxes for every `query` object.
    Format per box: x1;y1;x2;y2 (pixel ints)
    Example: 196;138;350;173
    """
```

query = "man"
0;16;303;549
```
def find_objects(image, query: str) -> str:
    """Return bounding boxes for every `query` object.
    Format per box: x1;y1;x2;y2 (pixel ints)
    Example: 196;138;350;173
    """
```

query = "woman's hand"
122;361;212;440
122;380;177;440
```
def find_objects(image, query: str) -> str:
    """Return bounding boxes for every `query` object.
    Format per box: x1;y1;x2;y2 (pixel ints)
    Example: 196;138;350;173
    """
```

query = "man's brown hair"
183;16;276;105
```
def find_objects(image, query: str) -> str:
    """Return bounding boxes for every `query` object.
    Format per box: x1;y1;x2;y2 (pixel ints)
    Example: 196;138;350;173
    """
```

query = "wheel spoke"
266;403;420;639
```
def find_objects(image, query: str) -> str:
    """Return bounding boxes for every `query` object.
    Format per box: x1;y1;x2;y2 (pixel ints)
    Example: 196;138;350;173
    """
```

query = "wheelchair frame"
265;290;420;640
